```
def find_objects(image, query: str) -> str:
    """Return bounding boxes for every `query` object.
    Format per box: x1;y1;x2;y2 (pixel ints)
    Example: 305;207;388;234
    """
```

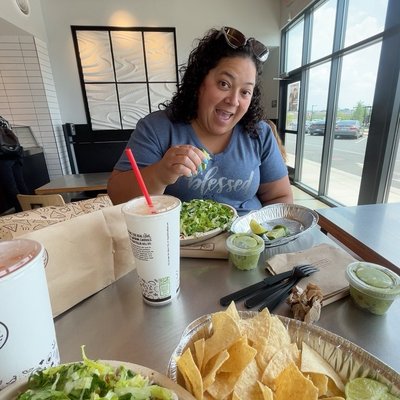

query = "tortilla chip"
253;337;278;372
207;337;256;399
207;371;239;399
219;336;256;373
225;301;241;322
268;315;291;348
203;350;230;390
261;342;300;388
194;338;205;371
300;342;345;392
202;312;241;371
307;372;328;396
257;381;274;400
326;378;346;397
274;361;319;400
239;308;271;345
323;397;345;400
233;359;264;399
176;348;203;400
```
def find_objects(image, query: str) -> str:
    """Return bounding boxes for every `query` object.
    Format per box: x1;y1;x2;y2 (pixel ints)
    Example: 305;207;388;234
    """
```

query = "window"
310;0;337;62
285;20;304;72
72;27;178;131
280;0;400;206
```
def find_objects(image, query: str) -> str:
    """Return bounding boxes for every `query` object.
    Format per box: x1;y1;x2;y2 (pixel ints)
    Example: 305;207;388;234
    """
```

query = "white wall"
1;0;283;172
37;0;281;122
0;0;47;39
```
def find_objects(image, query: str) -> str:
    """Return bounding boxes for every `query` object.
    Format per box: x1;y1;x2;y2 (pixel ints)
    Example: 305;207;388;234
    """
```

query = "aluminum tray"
167;312;400;396
230;203;319;247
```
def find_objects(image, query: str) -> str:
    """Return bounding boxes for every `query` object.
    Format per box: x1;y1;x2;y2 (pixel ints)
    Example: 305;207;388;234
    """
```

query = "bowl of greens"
0;348;195;400
180;199;237;245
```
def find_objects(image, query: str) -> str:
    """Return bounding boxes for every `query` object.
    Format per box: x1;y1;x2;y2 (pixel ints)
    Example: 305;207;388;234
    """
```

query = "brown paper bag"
20;205;135;317
180;232;229;259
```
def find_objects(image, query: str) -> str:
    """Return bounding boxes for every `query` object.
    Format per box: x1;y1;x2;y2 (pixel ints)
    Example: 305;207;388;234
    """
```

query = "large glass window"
388;116;400;203
281;0;398;206
344;0;388;48
328;43;381;205
285;21;304;72
301;62;331;191
310;0;337;62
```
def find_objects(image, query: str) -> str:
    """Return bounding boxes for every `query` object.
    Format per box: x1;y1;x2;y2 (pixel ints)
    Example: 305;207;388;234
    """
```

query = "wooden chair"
17;194;66;211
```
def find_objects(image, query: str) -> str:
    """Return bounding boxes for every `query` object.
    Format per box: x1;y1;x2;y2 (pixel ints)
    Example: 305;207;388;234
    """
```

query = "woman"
107;27;293;214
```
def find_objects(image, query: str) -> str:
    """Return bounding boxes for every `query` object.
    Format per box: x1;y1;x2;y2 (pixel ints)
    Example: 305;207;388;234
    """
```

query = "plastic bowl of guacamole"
346;262;400;315
226;233;265;270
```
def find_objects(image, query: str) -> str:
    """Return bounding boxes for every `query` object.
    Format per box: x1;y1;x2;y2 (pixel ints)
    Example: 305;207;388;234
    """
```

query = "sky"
286;0;388;111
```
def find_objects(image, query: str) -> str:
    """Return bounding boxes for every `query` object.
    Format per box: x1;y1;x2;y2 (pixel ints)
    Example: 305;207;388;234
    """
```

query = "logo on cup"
0;322;9;350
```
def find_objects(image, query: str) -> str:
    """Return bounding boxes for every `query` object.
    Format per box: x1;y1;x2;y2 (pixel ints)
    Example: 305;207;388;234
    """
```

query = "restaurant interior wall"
1;0;283;176
0;33;70;178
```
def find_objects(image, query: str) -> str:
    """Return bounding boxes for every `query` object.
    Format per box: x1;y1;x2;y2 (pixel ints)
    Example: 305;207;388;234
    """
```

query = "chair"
17;194;66;211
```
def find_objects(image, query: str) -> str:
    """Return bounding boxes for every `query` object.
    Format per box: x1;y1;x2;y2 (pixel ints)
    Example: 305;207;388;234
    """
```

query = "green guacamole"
346;263;400;315
226;233;265;270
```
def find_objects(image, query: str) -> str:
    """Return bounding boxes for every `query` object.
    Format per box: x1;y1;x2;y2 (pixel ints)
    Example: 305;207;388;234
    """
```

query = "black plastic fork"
244;265;318;309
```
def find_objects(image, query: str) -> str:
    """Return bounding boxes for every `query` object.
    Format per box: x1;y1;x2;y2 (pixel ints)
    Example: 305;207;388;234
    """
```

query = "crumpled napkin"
266;243;358;306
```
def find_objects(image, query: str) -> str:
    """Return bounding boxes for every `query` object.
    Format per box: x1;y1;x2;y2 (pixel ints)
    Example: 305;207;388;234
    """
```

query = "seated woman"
107;26;292;215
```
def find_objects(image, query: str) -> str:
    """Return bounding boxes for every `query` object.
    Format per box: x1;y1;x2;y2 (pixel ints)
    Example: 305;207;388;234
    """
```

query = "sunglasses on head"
218;26;269;63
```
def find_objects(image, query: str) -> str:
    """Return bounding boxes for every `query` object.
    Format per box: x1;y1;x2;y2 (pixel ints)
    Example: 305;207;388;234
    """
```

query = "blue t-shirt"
114;110;288;215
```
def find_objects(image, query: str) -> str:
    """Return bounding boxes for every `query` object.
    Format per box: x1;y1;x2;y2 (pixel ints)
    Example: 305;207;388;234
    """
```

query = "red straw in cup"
125;148;156;213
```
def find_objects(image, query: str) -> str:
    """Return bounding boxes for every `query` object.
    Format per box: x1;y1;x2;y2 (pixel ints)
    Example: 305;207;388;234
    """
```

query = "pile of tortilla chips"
176;302;346;400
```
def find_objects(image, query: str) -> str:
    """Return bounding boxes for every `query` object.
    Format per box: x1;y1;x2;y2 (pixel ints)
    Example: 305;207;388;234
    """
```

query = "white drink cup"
122;195;181;306
0;239;60;390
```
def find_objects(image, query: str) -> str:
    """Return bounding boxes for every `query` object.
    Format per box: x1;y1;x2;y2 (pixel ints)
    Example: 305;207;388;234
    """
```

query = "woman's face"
194;56;257;137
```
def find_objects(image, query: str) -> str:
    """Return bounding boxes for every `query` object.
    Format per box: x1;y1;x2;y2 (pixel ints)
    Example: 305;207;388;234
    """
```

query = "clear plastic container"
346;262;400;315
226;233;265;270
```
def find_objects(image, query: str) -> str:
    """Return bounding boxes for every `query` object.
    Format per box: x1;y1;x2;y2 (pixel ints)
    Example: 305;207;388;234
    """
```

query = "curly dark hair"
161;28;265;137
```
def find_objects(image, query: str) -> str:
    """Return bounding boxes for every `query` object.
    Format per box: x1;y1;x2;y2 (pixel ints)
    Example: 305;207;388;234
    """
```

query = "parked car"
309;120;326;136
334;120;362;139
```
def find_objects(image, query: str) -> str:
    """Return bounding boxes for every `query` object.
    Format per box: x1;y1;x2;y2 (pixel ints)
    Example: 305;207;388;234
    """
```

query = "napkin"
266;243;358;306
180;232;229;259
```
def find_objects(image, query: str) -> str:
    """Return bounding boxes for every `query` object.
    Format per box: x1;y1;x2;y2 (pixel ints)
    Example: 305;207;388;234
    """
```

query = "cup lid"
226;233;265;255
346;262;400;299
0;239;42;278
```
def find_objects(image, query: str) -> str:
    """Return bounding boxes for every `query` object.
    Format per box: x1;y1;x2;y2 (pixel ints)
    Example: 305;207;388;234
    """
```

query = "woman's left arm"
257;175;293;205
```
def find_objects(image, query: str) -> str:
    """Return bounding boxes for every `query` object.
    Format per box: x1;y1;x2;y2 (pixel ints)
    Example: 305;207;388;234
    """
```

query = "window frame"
71;26;179;132
279;0;400;205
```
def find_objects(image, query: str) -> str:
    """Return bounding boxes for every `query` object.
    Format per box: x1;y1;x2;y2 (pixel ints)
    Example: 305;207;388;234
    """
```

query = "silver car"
334;120;362;139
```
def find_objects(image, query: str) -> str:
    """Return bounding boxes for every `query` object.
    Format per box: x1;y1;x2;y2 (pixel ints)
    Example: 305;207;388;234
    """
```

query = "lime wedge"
249;219;268;235
345;377;388;400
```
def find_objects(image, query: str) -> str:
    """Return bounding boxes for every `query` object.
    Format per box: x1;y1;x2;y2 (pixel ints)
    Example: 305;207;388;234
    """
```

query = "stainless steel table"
54;228;400;375
317;203;400;272
35;172;111;195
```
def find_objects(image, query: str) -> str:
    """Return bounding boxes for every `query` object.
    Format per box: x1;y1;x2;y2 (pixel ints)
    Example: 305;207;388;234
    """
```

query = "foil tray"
167;312;400;396
230;203;319;247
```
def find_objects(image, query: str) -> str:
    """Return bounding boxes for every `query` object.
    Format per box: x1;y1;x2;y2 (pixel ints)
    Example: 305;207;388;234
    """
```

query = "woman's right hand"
155;145;208;185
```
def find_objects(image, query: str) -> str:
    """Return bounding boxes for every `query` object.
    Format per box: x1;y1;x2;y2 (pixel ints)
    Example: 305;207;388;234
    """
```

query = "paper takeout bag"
180;232;229;259
266;243;358;306
19;204;135;317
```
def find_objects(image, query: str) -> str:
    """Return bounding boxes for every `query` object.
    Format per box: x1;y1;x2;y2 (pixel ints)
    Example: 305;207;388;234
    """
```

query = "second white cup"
122;195;181;306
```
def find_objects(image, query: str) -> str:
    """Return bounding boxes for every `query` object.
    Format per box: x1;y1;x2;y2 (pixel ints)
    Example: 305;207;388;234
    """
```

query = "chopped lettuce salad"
180;199;235;237
16;347;176;400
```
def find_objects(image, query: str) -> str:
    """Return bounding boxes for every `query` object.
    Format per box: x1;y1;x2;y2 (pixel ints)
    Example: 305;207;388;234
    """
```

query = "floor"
291;185;330;210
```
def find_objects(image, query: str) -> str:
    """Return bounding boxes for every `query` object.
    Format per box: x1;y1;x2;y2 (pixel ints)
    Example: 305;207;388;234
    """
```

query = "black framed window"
71;27;179;131
279;0;400;206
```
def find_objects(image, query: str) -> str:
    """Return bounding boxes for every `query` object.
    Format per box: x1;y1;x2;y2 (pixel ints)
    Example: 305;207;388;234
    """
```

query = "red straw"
125;148;154;208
